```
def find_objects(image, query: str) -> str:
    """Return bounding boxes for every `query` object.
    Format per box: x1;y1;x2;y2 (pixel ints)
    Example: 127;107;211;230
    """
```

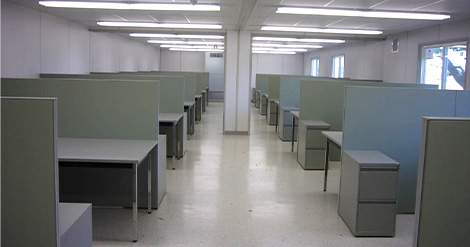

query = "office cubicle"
2;78;163;209
267;75;281;125
342;87;470;214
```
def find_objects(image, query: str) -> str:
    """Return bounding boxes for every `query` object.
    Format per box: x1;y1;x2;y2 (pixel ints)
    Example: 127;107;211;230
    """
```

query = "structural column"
224;30;251;134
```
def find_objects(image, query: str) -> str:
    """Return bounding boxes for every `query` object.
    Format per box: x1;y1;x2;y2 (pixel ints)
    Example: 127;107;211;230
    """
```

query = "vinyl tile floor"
93;102;414;247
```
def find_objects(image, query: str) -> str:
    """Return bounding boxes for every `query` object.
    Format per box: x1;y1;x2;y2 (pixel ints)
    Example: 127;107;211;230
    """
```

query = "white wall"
303;41;384;80
205;52;224;91
160;50;205;72
1;1;160;77
251;53;304;87
303;18;470;89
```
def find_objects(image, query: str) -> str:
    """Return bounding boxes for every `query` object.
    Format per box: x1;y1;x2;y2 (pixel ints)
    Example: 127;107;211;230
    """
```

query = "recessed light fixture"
276;7;450;20
252;37;345;43
169;48;224;52
98;22;222;29
148;40;224;45
130;33;224;39
252;43;322;49
161;45;224;49
253;51;296;55
252;47;308;52
261;26;382;35
39;1;220;11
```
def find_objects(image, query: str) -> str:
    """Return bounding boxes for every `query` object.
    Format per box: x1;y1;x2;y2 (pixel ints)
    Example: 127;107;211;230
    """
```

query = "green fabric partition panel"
279;77;301;108
456;91;470;117
2;97;59;247
158;76;184;114
342;86;458;213
184;75;197;102
414;118;470;247
268;75;280;99
256;74;269;91
43;79;158;140
2;78;44;96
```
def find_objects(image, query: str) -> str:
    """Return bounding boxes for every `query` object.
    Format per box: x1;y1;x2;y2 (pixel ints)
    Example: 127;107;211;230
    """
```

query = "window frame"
418;39;468;90
331;55;345;78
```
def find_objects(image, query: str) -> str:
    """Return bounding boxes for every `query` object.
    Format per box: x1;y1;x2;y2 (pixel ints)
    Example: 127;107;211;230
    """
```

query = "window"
310;58;320;76
420;42;467;90
332;55;344;78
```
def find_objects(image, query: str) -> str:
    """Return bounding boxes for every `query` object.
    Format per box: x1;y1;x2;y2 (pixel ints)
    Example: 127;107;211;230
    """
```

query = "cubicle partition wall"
414;117;470;247
255;74;269;108
342;87;470;214
2;97;60;246
2;78;163;209
297;79;437;170
278;76;302;141
267;75;281;125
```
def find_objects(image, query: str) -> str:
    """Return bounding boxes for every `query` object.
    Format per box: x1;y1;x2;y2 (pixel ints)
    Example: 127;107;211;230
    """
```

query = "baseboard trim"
224;131;249;135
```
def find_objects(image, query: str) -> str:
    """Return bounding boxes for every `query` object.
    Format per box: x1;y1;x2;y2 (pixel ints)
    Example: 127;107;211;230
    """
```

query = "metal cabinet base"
297;120;330;170
338;151;399;237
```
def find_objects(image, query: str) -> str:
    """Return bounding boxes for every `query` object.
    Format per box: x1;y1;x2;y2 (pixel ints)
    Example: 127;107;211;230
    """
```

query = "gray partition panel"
268;75;281;99
2;78;44;96
280;77;301;108
43;79;159;140
415;118;470;247
159;76;184;114
2;97;59;247
256;74;269;91
456;91;470;117
342;87;457;213
184;75;197;102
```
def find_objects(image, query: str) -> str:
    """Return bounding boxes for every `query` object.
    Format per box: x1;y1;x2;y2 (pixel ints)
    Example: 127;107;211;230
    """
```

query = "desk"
321;131;342;192
159;113;184;159
195;95;202;122
184;101;195;137
291;111;300;152
58;138;157;242
274;100;280;132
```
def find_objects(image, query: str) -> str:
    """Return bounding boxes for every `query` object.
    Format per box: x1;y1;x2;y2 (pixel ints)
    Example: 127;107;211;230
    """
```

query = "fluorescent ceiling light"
169;48;224;52
277;7;450;20
148;40;224;45
253;51;296;55
252;43;322;49
161;45;224;49
130;33;224;39
98;22;222;29
252;37;345;43
261;26;382;35
252;47;308;52
39;1;220;11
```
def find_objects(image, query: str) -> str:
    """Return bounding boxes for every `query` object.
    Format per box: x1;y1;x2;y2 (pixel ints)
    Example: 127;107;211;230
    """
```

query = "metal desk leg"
323;140;330;192
173;123;178;159
291;117;295;152
275;105;279;132
148;152;152;214
133;163;138;242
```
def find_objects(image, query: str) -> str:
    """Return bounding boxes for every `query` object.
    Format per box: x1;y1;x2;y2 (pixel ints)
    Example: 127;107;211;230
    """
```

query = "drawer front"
306;129;327;148
358;171;398;201
304;149;326;170
356;203;396;236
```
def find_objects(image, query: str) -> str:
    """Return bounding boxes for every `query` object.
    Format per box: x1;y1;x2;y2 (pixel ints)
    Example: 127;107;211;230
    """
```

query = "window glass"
420;42;466;90
311;58;320;76
332;55;344;78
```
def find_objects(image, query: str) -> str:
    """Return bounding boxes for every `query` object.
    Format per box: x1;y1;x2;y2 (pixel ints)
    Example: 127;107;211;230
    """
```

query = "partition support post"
276;105;279;132
291;117;295;152
133;163;138;242
148;152;152;214
323;140;330;192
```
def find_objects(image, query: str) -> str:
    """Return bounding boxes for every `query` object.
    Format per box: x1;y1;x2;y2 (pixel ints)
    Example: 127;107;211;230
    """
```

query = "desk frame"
322;131;342;192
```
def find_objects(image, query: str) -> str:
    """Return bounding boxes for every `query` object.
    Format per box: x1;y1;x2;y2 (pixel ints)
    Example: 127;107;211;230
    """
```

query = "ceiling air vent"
210;53;224;58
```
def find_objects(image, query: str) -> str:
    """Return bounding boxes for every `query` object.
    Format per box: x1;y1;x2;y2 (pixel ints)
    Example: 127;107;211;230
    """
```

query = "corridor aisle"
93;102;414;246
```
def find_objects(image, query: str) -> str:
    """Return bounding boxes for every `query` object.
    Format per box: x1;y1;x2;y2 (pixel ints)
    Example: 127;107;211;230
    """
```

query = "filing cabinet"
278;106;299;141
267;99;278;126
255;90;260;108
260;94;268;115
297;120;330;169
338;150;399;237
